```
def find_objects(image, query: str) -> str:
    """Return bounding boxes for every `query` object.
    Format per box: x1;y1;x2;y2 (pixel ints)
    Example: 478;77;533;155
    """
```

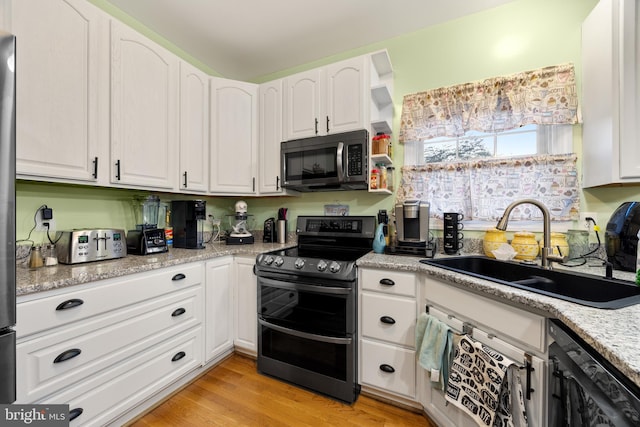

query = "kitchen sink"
420;256;640;309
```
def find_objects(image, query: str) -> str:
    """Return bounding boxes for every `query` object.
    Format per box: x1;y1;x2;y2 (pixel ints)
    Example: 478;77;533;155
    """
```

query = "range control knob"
329;262;341;273
263;255;274;265
317;260;328;272
294;258;305;269
274;256;284;267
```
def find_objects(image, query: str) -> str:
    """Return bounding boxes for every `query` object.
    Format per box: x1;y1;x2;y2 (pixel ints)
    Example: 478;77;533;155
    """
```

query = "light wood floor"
131;354;435;426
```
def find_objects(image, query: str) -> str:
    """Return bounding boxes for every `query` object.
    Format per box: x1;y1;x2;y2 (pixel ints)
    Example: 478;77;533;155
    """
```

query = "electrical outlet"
35;209;55;232
579;212;597;232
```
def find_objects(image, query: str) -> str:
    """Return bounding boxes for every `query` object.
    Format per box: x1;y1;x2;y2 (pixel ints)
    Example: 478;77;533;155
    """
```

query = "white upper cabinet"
179;61;209;193
283;56;367;140
258;79;285;194
209;77;258;194
110;20;178;190
582;0;640;187
11;0;108;183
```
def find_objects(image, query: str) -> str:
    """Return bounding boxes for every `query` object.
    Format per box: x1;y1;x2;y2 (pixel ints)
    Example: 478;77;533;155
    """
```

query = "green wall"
17;0;640;244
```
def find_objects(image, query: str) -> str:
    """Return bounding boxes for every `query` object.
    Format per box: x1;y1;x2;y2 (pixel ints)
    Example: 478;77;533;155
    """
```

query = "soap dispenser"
373;223;386;254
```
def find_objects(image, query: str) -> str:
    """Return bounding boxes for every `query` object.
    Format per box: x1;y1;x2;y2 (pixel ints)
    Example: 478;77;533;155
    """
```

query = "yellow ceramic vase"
511;232;539;260
483;228;508;258
539;232;569;258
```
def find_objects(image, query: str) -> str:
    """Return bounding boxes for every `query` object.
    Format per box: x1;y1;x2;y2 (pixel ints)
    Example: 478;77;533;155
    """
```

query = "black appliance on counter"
548;319;640;426
172;200;206;249
263;217;277;243
605;201;640;271
126;227;168;255
255;216;375;403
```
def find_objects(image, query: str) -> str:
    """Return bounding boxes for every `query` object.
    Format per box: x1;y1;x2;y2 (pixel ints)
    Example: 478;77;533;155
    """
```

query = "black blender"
127;195;169;255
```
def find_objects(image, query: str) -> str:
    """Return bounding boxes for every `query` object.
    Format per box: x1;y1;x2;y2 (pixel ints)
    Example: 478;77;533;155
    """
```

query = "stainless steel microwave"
281;130;369;192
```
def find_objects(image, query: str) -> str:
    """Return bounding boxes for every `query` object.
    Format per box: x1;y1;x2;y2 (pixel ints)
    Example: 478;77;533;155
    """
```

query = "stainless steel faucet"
495;199;565;269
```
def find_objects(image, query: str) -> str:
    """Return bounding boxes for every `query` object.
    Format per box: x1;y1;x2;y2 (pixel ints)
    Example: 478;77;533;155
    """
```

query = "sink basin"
420;256;640;309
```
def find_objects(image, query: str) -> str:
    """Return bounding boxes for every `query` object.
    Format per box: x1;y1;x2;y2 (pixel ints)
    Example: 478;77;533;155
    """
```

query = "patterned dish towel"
445;335;528;427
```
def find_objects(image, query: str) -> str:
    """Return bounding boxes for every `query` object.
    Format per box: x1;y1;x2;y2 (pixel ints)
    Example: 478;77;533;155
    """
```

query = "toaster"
56;229;127;264
263;217;277;243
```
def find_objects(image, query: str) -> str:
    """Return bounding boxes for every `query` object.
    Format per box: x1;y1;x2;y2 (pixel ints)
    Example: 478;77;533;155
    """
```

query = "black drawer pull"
380;316;396;325
56;298;84;311
69;408;83;422
172;273;186;281
379;364;395;373
171;307;186;317
54;348;82;364
379;278;395;286
172;351;186;362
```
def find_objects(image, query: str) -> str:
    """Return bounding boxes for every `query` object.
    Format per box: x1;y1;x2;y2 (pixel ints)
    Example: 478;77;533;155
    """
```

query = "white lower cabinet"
233;256;258;356
421;277;547;427
358;267;419;406
204;257;234;362
16;263;205;425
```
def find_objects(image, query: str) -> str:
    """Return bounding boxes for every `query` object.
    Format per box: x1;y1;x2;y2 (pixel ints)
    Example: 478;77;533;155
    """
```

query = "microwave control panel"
347;144;363;176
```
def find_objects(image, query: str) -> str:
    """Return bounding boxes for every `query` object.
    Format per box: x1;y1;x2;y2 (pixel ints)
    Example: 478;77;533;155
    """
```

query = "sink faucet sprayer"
495;199;566;269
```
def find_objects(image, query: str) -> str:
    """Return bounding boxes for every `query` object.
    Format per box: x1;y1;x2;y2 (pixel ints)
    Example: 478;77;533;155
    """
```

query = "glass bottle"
44;244;58;266
386;166;395;192
29;245;44;269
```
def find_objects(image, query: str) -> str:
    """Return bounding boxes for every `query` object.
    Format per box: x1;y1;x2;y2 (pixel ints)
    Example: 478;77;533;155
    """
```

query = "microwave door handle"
336;142;345;181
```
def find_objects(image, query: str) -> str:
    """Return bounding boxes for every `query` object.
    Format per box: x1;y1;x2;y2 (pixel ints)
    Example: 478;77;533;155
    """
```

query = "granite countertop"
357;252;640;391
16;241;294;297
17;242;640;391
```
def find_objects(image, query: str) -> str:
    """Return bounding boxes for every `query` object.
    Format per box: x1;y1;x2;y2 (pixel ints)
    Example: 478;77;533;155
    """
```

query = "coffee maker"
172;200;206;249
127;195;169;255
385;200;436;256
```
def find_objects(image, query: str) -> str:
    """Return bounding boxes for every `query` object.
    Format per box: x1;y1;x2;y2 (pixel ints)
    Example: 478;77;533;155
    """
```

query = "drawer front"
361;292;416;347
360;339;416;399
17;263;203;338
360;268;416;297
17;287;202;403
425;277;546;352
40;327;203;427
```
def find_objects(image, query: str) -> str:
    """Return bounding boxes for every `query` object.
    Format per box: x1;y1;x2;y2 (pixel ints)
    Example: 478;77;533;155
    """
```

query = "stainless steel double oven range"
255;216;375;403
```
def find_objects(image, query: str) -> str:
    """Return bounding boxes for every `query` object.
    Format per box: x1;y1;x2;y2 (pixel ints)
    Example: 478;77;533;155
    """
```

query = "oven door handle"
259;277;352;295
258;318;353;345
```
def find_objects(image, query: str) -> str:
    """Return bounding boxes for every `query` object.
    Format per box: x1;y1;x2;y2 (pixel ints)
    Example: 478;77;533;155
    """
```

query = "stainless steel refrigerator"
0;30;16;404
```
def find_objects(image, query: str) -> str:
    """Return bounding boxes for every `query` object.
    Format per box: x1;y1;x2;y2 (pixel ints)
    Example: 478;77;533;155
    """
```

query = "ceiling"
104;0;517;81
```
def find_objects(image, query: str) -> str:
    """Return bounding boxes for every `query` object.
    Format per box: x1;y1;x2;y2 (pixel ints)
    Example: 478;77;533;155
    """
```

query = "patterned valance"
398;64;580;143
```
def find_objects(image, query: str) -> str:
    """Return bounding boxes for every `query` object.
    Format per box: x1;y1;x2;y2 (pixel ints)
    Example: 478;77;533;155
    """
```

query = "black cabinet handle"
69;408;83;422
379;278;395;286
253;177;256;192
380;316;396;325
314;117;318;135
172;273;186;281
171;351;186;362
56;299;84;311
183;171;188;188
171;307;186;317
54;348;82;364
326;116;330;133
276;176;280;191
379;364;395;373
92;157;98;179
115;159;121;181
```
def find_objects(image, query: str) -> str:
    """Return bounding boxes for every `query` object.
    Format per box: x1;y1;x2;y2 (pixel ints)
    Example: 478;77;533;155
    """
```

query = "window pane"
424;141;457;163
458;136;493;159
496;130;537;157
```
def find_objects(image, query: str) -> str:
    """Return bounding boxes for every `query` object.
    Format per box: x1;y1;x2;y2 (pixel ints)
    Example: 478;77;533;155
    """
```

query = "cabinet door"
325;56;367;134
619;0;640;180
110;21;178;190
209;78;258;194
204;257;234;362
283;68;323;139
179;61;209;193
234;256;257;356
12;0;107;182
258;80;284;194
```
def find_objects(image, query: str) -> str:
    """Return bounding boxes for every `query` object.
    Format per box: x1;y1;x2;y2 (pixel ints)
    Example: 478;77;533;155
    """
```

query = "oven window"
284;147;338;181
260;324;348;381
260;287;350;337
